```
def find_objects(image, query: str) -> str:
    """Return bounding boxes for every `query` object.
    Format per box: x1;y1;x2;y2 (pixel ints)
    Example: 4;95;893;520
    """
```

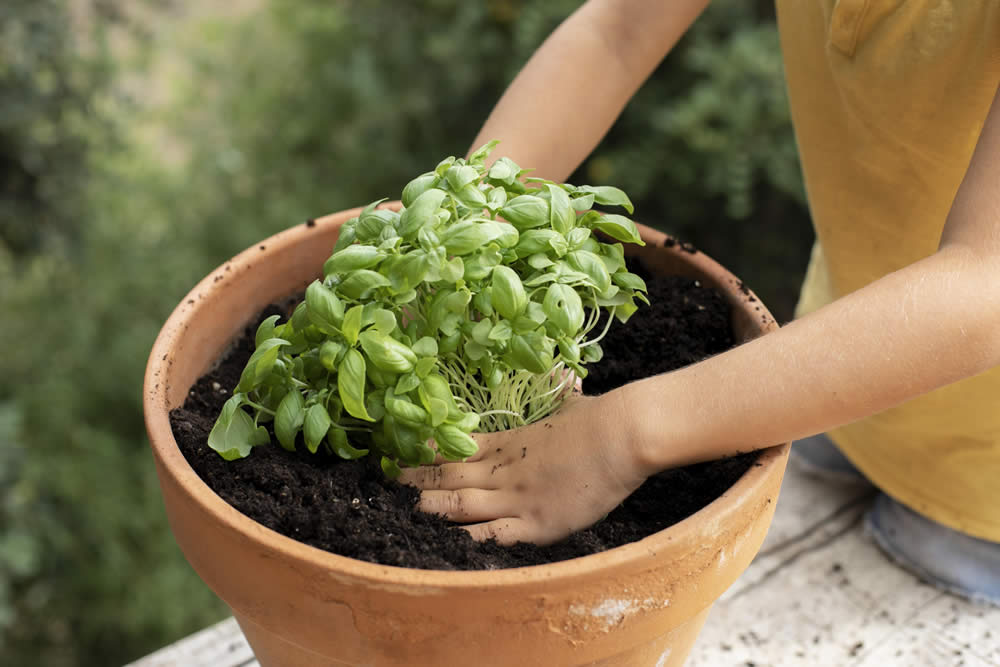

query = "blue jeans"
794;434;1000;607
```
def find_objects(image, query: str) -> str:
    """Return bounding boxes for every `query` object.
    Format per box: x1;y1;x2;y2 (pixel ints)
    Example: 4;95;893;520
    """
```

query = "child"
400;0;1000;604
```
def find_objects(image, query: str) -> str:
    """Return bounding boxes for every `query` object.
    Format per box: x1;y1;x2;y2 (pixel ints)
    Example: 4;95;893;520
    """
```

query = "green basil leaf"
612;271;647;292
323;244;383;276
487;157;520;185
573;185;634;214
524;301;547;325
422;397;446;427
515;229;568;258
581;342;604;363
471;319;493;346
500;194;550;230
486;366;505;390
359;330;418;373
494;222;519;248
435;155;457;176
412;336;438;358
415;356;437;378
616;298;640;323
440;256;464;283
566;250;612;293
393;288;418;305
290;301;310;332
338;348;374;421
208;394;266;460
595;288;627;309
524;267;560;287
300;354;327;383
468;140;500;165
450;411;480;432
417;225;440;251
566;227;591;251
588;213;644;245
401;172;438;207
383;414;432;466
527;253;554;269
259;384;288;416
365;388;387;421
506;332;553;374
473;288;494;317
546;184;575;235
386;251;431;291
445;165;480;191
463;339;488;361
381;456;403;479
396;371;422;395
399;188;447;239
305;280;345;333
488;320;512;342
558;337;581;364
422;246;446;283
463;251;498;281
439;312;461;337
355;208;397;242
440;221;491;255
543;283;585;335
443;288;472;313
438;331;462;356
274;390;305;451
236;338;291;393
378;223;400;245
490;266;528;319
332;219;358;253
418;374;455;412
386;394;429;426
341;305;363;346
599;249;625;275
373;308;397;335
457;183;488;208
329;428;368;460
524;176;557;186
487;186;508;210
434;425;479;460
303;403;332;454
570;192;595;211
254;314;282;348
336;270;391;301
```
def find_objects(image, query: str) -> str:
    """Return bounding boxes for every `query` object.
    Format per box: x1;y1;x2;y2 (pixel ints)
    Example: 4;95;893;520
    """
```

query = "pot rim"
143;205;789;589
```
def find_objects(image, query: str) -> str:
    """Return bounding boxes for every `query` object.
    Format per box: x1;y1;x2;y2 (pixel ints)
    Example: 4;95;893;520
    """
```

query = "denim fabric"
792;434;870;484
867;494;1000;607
793;433;1000;606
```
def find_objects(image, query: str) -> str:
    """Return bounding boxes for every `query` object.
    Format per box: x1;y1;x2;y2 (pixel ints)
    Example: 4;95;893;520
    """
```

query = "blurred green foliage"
0;0;110;255
0;1;811;664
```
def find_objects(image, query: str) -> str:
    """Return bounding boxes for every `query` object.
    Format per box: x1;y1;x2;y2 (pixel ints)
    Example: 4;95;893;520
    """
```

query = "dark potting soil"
170;258;757;570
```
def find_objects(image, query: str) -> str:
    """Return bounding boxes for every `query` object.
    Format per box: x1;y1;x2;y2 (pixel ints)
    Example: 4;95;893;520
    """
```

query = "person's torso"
776;0;1000;539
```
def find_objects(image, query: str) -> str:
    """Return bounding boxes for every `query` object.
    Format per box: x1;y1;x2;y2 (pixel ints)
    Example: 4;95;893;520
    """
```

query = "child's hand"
398;391;652;546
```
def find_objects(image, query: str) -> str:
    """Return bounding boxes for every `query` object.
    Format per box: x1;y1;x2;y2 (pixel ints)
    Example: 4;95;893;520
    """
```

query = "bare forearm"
620;82;1000;472
619;247;1000;472
469;0;709;181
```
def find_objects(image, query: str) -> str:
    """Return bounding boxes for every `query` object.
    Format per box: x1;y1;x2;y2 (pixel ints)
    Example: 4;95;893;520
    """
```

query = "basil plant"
209;142;648;477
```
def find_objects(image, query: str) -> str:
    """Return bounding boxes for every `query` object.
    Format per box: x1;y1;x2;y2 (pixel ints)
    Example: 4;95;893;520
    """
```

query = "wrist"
601;381;669;479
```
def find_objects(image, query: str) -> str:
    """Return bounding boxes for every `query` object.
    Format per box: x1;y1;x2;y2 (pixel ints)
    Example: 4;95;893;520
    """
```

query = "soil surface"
170;256;757;570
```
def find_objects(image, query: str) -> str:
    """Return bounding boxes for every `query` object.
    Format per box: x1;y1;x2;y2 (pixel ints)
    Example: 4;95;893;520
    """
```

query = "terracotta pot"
144;204;790;667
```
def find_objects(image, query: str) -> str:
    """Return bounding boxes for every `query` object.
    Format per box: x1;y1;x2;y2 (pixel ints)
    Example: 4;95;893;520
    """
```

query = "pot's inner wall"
627;240;772;345
164;226;339;410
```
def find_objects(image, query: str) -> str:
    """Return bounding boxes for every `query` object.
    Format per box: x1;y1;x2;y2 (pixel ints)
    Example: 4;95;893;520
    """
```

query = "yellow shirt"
775;0;1000;540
